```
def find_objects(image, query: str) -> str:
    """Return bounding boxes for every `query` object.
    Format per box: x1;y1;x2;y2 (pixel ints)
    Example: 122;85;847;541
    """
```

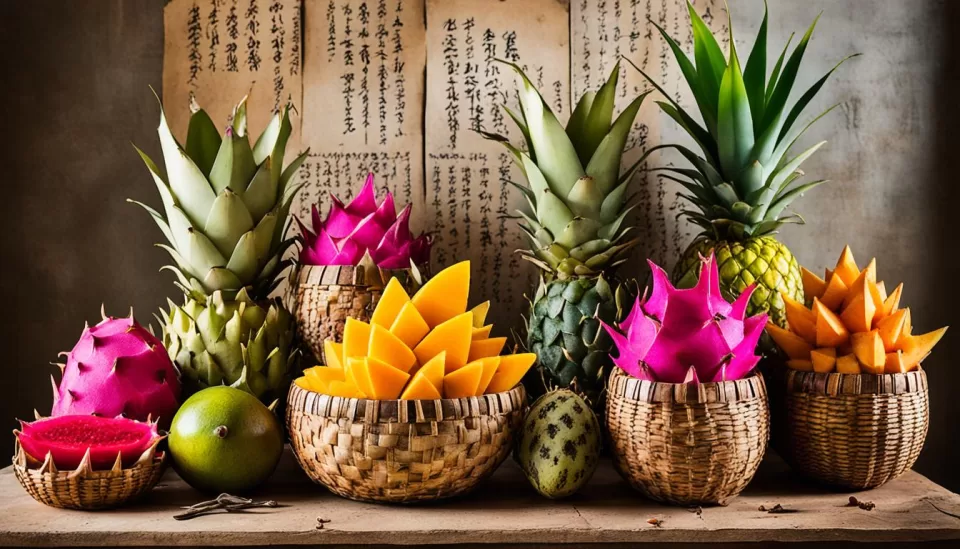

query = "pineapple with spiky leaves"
132;95;308;404
482;62;646;407
629;2;858;327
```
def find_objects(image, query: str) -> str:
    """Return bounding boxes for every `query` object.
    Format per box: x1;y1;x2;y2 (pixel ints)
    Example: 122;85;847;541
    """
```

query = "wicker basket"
606;371;770;506
782;369;928;490
286;382;525;503
293;264;417;362
12;440;166;510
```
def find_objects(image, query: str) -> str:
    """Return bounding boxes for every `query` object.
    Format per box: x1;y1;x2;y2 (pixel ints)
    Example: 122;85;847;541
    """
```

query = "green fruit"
526;274;629;409
516;389;601;499
672;236;802;328
169;386;284;493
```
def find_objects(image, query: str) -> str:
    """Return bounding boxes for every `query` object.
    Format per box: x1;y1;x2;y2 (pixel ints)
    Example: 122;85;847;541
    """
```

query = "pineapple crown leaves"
626;1;860;241
479;60;652;279
129;89;310;300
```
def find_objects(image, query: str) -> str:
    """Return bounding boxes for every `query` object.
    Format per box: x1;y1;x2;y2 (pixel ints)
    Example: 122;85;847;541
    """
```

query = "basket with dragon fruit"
767;246;947;490
286;260;536;503
604;254;770;506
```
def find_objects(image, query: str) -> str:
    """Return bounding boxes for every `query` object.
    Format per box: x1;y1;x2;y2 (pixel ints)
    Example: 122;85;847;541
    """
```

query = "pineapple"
132;95;308;403
481;62;646;407
630;2;858;326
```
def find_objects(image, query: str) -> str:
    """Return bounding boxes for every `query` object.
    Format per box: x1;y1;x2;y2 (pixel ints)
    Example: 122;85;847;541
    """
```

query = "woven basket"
286;382;525;503
782;369;928;490
12;441;166;510
293;264;417;362
606;371;770;506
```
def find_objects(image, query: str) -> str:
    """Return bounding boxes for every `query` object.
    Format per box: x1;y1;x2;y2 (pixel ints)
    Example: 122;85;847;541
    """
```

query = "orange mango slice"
836;354;861;374
469;300;490;328
868;281;886;327
326;379;365;398
416;352;446;393
365;356;411;399
900;327;948;370
485;353;537;394
834;245;860;287
368;324;418;373
443;360;484;398
811;348;837;373
370;277;412;328
305;365;345;386
343;318;371;361
294;377;314;391
782;294;817;344
884;351;908;374
851;330;885;371
414;312;473;372
473;357;501;394
787;359;814;372
348;357;375;398
819;274;849;310
882;283;903;318
877;309;907;352
767;323;813;360
801;266;827;302
814;299;850;347
411;260;470;328
840;284;876;334
324;340;344;369
876;280;888;302
842;258;876;308
468;337;507;362
472;325;493;340
400;371;442;400
389;301;430;349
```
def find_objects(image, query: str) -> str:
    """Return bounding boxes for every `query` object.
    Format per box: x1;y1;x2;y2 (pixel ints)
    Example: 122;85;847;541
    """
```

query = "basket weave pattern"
286;382;526;503
783;369;928;490
12;444;166;510
606;372;769;505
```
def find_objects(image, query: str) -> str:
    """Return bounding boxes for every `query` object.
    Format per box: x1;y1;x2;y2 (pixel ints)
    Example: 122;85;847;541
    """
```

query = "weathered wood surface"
1;448;959;547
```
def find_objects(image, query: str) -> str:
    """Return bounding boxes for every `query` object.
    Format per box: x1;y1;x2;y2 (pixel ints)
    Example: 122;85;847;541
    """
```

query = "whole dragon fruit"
601;254;767;384
51;310;181;426
296;173;432;269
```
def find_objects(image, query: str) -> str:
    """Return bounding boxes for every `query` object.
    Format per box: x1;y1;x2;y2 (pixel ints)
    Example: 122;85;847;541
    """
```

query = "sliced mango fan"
767;246;947;374
295;261;536;399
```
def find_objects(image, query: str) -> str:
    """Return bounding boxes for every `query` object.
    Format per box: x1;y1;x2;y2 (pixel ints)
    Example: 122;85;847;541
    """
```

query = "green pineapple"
131;95;308;403
629;2;857;326
481;62;645;407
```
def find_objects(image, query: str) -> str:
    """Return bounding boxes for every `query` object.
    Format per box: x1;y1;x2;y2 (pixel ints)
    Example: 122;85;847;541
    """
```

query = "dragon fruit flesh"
602;254;768;384
296;173;432;269
15;415;163;470
51;311;181;426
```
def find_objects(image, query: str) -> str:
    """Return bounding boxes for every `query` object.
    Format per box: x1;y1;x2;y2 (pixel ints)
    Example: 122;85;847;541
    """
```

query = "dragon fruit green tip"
297;173;432;269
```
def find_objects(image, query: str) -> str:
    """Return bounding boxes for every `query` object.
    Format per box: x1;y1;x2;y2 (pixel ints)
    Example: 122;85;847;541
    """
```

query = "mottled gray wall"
1;0;958;492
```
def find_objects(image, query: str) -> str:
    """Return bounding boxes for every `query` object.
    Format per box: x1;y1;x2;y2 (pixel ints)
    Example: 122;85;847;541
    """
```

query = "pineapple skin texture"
672;236;803;328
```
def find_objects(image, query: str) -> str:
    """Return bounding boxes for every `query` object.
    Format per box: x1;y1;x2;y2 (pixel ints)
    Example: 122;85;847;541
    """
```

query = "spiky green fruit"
160;289;296;404
673;236;801;328
515;389;601;499
525;275;629;409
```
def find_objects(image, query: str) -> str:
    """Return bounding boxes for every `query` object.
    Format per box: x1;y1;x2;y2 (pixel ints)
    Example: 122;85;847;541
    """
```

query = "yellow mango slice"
417;351;446;393
294;376;313;391
485;353;537;394
348;357;375;398
343;318;371;361
472;325;493;340
834;245;860;287
836;354;861;374
877;309;907;352
811;348;837;373
840;288;875;334
411;260;470;328
326;379;365;398
305;365;346;386
782;294;817;344
472;357;501;395
400;372;442;400
414;312;473;372
884;351;907;374
876;280;888;302
443;360;484;398
801;267;827;302
323;340;344;369
819;274;849;311
469;301;490;328
882;283;903;318
787;359;814;372
900;327;948;370
468;337;507;362
365;356;411;399
852;330;885;371
389;301;431;349
814;299;850;347
767;323;813;360
370;277;412;328
368;324;418;373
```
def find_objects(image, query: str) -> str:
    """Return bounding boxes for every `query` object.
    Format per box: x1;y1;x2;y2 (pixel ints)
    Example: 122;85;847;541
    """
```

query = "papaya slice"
323;340;344;369
370;277;412;328
782;295;817;344
343;318;371;361
851;330;885;371
413;312;473;372
787;359;814;372
469;300;490;328
468;337;507;362
767;323;813;360
819;274;849;311
811;348;837;373
389;301;431;350
836;353;861;374
900;327;948;370
411;260;470;328
485;353;537;394
877;309;907;352
400;372;442;400
443;360;483;398
368;324;418;373
801;266;827;302
814;298;850;347
834;245;860;287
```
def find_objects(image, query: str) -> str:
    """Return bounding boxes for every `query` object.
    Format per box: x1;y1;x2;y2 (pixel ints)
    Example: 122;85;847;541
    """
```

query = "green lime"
169;386;283;493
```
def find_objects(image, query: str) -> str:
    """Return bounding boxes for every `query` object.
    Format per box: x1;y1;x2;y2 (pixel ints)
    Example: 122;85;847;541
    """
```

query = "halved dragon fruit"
15;415;163;471
297;173;432;269
601;254;768;384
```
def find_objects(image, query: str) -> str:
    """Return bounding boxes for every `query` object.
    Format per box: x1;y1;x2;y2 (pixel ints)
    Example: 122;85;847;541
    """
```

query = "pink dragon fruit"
51;311;181;426
16;415;163;470
601;254;768;384
296;173;432;269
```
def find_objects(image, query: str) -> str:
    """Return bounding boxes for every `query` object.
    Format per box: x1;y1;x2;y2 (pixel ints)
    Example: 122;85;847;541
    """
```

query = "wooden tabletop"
2;447;959;547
